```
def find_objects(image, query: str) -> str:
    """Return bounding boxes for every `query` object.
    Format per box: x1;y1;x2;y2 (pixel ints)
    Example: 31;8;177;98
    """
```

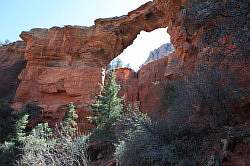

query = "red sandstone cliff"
113;68;138;106
114;56;168;118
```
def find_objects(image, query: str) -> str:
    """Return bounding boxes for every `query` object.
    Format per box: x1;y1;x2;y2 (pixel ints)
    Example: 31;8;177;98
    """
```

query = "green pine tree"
63;102;78;135
90;71;123;140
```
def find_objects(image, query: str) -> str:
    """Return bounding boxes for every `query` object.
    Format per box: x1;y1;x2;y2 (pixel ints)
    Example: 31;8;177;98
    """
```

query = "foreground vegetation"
0;102;88;166
0;68;249;165
113;66;250;165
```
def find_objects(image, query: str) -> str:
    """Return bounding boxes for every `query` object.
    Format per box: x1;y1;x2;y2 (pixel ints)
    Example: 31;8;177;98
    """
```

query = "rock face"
134;0;250;119
114;56;169;119
138;56;169;118
144;43;174;64
114;68;138;106
165;0;250;119
0;41;26;101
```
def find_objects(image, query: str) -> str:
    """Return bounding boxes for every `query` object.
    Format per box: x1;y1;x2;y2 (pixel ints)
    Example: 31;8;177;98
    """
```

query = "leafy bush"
114;110;213;165
0;141;18;166
18;103;89;166
19;124;88;166
162;66;247;128
0;103;88;166
0;101;43;164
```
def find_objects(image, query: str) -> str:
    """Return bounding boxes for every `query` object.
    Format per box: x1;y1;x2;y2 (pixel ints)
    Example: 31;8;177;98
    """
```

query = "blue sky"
0;0;152;41
0;0;170;70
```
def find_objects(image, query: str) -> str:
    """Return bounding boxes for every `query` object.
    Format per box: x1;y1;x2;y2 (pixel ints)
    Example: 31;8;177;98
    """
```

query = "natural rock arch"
11;0;250;135
13;0;177;129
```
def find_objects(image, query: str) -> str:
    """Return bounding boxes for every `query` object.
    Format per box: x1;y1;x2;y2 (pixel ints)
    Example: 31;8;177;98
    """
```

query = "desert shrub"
115;66;249;165
19;125;88;166
0;40;10;46
114;109;219;166
0;103;88;166
114;105;151;141
18;103;89;166
162;66;247;129
118;119;250;165
63;102;78;135
89;71;123;142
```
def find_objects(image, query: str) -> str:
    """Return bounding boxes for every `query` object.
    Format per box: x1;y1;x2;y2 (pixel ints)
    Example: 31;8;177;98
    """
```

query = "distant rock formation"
144;43;174;64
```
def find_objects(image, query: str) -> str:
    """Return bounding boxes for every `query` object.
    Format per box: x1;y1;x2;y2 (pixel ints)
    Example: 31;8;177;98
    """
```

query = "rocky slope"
0;41;26;102
144;43;174;64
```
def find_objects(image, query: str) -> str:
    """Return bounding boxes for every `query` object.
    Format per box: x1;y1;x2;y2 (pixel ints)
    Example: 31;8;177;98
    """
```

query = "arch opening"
108;27;173;71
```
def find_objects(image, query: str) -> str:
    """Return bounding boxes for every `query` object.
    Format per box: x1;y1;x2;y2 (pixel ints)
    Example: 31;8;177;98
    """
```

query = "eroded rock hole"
108;28;174;71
